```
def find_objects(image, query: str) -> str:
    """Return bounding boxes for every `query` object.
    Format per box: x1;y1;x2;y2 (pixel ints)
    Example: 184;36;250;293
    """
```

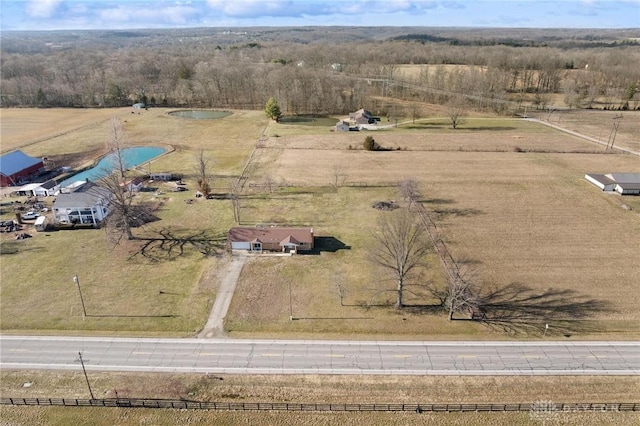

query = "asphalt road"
1;336;638;376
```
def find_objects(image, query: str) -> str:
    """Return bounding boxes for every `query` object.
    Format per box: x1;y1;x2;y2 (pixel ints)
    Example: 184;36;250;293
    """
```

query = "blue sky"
1;0;638;31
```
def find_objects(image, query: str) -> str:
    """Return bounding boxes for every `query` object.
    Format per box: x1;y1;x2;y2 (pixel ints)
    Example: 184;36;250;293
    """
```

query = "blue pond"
60;146;166;187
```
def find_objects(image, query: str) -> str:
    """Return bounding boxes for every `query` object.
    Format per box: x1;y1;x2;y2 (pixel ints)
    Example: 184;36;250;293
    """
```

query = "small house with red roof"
228;226;314;254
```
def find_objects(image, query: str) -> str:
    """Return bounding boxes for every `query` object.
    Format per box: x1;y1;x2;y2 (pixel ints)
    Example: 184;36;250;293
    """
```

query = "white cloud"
26;0;63;18
204;0;444;18
97;4;199;26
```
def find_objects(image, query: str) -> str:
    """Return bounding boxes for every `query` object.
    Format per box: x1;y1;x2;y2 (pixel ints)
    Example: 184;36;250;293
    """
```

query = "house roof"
229;227;313;246
279;235;300;246
18;180;59;192
17;183;41;192
53;181;112;209
587;173;640;186
616;182;640;190
41;179;58;190
585;174;616;186
0;150;43;177
351;109;372;118
606;173;640;184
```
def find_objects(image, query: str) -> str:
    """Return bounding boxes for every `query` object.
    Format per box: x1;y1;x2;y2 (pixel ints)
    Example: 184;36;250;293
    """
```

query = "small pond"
278;115;338;127
60;146;166;187
169;110;232;120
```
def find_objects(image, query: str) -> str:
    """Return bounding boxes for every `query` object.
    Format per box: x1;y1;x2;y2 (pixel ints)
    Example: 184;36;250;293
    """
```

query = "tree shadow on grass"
86;314;178;318
419;198;456;205
471;283;613;335
462;126;516;131
432;207;484;219
129;228;227;262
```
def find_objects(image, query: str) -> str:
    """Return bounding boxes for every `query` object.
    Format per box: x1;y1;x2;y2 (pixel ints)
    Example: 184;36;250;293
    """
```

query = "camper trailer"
34;215;47;232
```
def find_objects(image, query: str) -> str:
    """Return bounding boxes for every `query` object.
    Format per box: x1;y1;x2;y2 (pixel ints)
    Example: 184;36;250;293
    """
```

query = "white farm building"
585;173;640;195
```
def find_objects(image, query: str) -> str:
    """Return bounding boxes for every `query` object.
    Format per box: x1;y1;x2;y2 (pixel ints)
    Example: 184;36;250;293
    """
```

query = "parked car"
21;211;40;220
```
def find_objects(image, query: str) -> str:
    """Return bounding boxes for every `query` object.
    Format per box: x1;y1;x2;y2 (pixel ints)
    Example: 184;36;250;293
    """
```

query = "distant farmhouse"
0;150;45;187
52;181;113;226
585;173;640;195
349;109;379;125
229;227;314;254
334;120;351;132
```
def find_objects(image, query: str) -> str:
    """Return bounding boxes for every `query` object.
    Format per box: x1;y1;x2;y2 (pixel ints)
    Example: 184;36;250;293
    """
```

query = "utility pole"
606;115;623;150
73;274;87;319
289;281;293;321
78;352;95;399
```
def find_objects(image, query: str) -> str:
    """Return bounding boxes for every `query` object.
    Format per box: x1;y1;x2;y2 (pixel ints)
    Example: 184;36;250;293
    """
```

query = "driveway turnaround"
1;336;638;376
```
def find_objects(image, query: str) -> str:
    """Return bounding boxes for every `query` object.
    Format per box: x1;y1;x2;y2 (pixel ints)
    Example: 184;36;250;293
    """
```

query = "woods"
2;27;639;114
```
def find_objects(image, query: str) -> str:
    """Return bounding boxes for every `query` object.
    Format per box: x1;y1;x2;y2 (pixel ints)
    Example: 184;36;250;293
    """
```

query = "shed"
33;180;60;197
585;173;640;195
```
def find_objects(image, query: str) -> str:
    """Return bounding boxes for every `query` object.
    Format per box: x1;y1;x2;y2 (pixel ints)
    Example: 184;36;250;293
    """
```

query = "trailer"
34;215;47;232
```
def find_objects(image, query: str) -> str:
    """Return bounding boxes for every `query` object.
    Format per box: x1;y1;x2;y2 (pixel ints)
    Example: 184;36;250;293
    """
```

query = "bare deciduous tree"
445;274;482;320
330;165;347;192
446;97;468;129
230;182;241;224
195;149;212;197
262;174;276;194
369;210;432;308
99;117;147;243
398;178;420;207
332;272;348;306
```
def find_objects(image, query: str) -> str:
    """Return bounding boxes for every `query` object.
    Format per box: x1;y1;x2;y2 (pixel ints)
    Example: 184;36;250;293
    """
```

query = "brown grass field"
227;116;640;339
0;108;262;334
1;107;639;424
1;108;639;340
1;370;638;425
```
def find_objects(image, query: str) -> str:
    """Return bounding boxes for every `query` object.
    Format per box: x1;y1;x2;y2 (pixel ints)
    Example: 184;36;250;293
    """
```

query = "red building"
0;150;45;187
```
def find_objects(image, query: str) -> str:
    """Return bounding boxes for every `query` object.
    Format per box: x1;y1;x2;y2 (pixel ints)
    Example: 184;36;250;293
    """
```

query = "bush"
363;136;376;151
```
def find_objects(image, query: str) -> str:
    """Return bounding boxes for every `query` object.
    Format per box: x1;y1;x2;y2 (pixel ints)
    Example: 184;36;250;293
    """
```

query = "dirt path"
198;255;247;338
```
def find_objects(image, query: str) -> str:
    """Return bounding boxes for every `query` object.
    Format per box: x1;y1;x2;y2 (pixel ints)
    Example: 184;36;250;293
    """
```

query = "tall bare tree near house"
230;182;241;224
369;210;432;308
446;96;468;129
195;149;212;197
99;117;136;243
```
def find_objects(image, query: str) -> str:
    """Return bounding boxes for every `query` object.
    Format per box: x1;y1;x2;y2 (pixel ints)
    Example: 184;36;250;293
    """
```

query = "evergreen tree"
264;97;282;121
